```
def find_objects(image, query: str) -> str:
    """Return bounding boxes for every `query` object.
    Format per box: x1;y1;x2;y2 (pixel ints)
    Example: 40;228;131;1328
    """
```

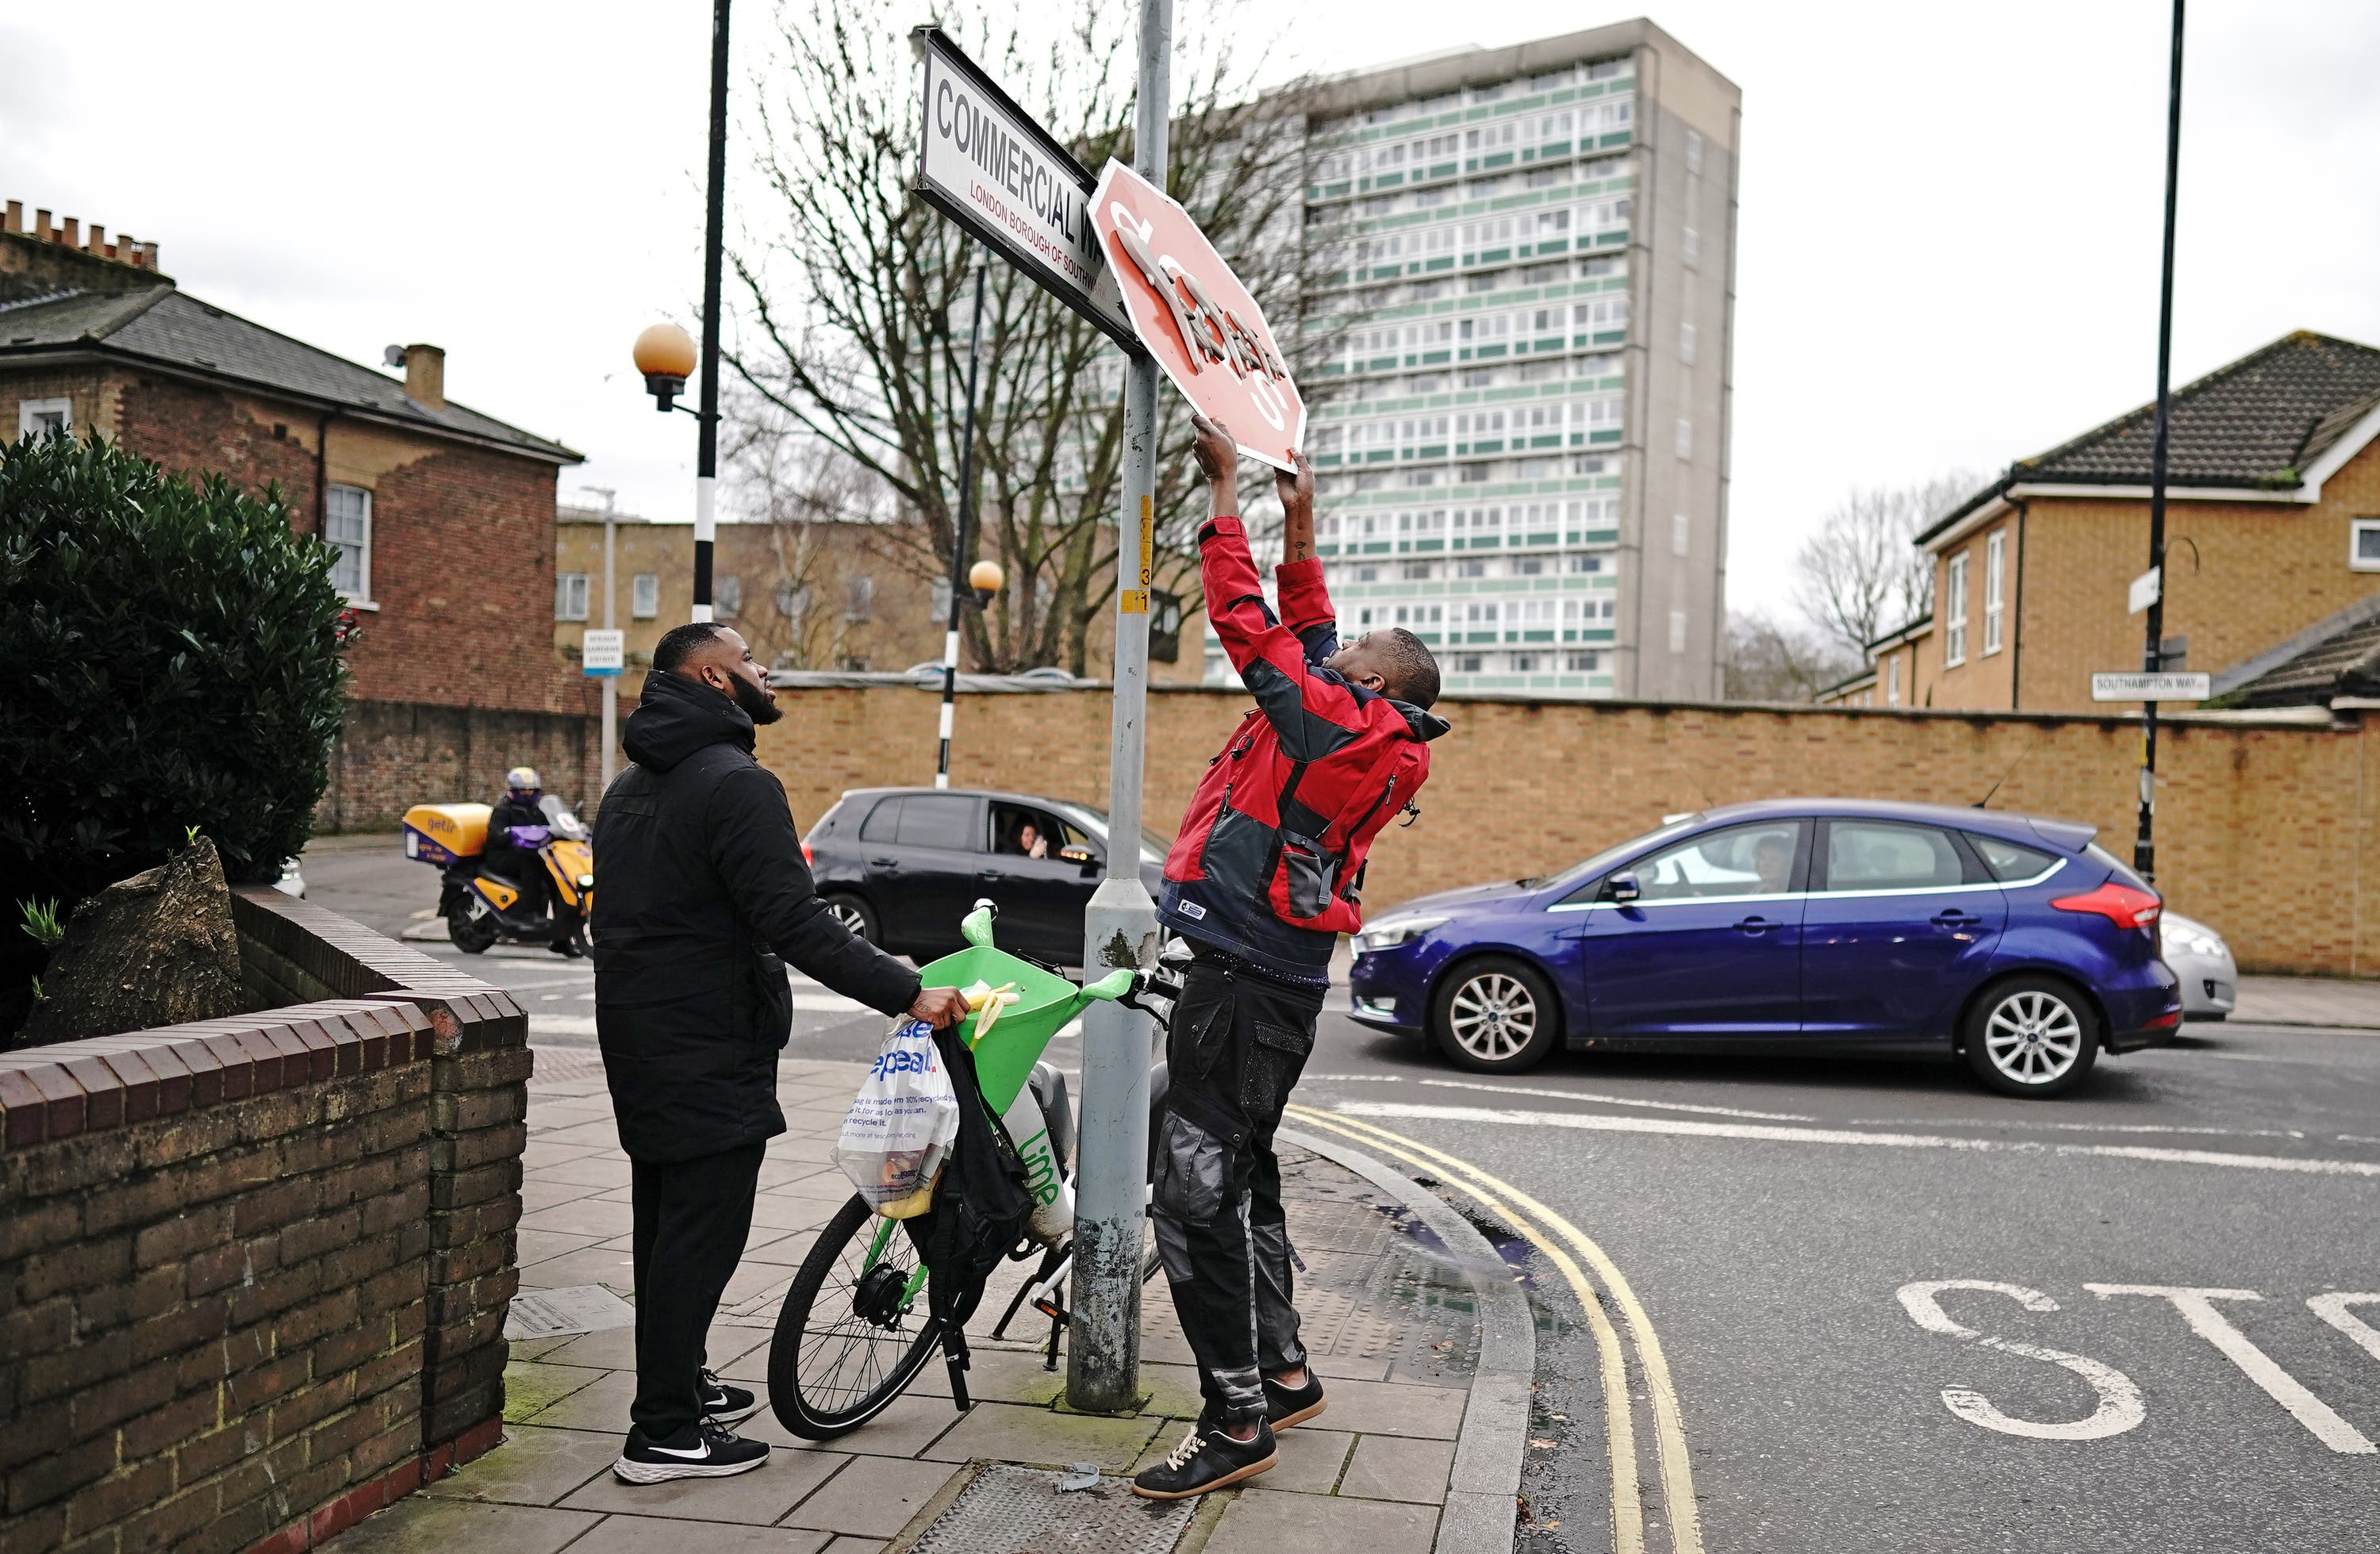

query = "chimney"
403;343;446;410
3;201;20;234
60;217;79;249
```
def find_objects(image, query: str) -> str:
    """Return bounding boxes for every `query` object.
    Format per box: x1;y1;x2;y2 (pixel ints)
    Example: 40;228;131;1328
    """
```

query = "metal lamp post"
1065;0;1170;1417
2134;0;2186;881
936;256;995;789
635;0;733;624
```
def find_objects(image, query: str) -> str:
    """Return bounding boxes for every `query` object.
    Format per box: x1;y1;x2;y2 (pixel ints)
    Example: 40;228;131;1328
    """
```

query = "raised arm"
1190;415;1365;759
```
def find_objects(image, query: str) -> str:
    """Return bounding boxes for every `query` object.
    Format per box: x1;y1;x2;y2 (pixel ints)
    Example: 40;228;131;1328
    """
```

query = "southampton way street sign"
912;27;1135;348
2092;670;2210;702
1089;159;1307;473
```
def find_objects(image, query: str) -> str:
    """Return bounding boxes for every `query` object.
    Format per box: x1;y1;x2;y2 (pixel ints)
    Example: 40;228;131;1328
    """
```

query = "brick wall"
751;681;2380;977
0;892;528;1554
319;700;606;835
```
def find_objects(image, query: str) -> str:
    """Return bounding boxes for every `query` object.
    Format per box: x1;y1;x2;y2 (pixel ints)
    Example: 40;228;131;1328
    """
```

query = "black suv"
804;787;1169;964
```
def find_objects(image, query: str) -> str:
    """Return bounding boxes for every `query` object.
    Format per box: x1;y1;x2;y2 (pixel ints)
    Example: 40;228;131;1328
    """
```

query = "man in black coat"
593;621;966;1483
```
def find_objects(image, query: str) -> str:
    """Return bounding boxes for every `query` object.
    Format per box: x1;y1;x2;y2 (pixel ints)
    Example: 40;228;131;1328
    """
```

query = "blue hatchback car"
1347;799;2182;1097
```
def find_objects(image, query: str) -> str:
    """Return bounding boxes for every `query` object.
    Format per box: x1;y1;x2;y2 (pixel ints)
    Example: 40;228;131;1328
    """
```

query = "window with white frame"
1678;320;1697;364
2352;519;2380;572
324;484;372;602
1685;130;1705;176
1983;529;2006;654
1675;419;1693;460
1668;609;1687;654
1566;651;1602;672
1944;552;1969;666
631;572;659;618
1672;512;1691;556
17;397;71;439
555;572;590;621
1681;226;1699;268
1886;653;1902;706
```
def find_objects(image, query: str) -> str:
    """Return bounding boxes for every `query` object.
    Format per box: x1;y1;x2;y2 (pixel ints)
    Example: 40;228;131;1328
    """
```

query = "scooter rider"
1133;414;1449;1500
487;765;569;954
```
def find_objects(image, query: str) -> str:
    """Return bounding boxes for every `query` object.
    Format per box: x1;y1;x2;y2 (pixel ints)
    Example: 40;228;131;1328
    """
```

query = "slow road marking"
1288;1104;1702;1554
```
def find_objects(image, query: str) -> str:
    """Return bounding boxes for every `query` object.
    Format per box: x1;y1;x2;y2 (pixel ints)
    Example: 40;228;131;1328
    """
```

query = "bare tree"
723;401;895;670
1792;474;1978;657
724;0;1336;675
1722;611;1861;703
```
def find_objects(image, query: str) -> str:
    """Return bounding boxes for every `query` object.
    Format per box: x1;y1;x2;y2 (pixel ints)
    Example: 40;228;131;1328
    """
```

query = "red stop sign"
1090;161;1306;471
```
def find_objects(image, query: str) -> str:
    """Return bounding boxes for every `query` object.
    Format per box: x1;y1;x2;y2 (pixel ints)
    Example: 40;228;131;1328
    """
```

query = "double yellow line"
1285;1103;1703;1554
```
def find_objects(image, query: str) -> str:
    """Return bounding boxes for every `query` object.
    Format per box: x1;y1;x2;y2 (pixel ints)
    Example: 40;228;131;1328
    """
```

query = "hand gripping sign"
1089;160;1306;471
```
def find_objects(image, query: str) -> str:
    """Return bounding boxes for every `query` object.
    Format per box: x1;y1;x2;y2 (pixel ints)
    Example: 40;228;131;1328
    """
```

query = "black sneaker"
1263;1371;1326;1432
701;1368;761;1425
1130;1419;1276;1499
612;1420;770;1483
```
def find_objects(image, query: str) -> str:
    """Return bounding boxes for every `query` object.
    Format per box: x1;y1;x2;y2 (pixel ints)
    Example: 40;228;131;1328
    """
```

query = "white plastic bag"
833;1018;960;1217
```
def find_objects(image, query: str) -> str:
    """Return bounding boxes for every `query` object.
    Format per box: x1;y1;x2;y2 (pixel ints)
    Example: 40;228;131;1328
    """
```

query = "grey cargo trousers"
1150;951;1322;1424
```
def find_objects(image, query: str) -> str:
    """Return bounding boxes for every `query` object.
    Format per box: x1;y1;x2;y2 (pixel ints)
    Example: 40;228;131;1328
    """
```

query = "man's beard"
730;675;784;725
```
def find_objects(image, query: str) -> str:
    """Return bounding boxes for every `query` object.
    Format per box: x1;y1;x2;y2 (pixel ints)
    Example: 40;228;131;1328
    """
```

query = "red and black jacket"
1157;513;1449;981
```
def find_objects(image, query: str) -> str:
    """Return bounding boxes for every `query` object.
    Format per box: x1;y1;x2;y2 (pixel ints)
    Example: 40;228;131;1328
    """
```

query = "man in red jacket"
1134;413;1449;1500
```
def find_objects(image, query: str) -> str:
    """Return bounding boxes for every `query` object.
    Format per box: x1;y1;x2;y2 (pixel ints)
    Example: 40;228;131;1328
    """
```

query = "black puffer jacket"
593;670;921;1161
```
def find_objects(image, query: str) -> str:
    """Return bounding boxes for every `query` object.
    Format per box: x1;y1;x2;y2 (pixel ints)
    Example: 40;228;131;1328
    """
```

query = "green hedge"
0;432;349;916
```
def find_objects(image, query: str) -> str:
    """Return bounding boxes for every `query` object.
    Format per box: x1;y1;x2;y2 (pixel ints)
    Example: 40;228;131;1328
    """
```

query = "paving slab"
1292;1376;1468;1440
1202;1487;1439;1554
782;1456;967;1538
1339;1434;1457;1505
564;1516;831;1554
919;1400;1158;1471
560;1447;847;1523
331;1498;601;1554
501;1363;609;1424
739;1392;964;1460
423;1424;620;1506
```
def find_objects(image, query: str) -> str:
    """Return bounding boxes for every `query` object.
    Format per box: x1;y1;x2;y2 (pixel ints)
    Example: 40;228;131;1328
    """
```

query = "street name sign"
2091;670;2209;702
912;27;1135;348
582;628;624;677
1089;159;1307;474
2129;566;2162;616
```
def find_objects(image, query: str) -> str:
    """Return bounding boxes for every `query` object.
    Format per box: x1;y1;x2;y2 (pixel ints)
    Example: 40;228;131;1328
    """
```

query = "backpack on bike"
902;1023;1035;1328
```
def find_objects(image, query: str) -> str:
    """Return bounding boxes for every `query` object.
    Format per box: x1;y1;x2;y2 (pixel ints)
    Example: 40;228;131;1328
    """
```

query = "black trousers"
1150;956;1322;1425
629;1142;765;1438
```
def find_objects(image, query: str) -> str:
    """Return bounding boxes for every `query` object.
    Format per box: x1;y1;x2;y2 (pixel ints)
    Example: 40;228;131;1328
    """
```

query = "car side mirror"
1605;871;1641;904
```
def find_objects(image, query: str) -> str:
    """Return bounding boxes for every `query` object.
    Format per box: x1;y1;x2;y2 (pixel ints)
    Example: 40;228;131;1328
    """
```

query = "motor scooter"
400;796;594;954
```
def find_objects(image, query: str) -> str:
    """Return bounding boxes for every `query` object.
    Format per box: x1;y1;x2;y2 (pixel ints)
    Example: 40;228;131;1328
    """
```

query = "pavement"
313;1049;1524;1554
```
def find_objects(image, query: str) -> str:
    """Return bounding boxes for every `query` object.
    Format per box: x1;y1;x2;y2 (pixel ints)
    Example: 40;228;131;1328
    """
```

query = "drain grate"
904;1464;1194;1554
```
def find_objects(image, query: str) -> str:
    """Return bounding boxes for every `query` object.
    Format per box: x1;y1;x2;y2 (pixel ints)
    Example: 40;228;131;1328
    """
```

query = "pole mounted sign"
581;628;624;677
2128;566;2162;616
1091;160;1306;474
2092;670;2209;703
912;27;1136;349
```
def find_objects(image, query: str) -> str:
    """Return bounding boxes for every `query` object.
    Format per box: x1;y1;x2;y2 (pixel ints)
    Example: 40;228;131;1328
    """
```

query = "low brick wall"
754;681;2380;977
0;890;528;1554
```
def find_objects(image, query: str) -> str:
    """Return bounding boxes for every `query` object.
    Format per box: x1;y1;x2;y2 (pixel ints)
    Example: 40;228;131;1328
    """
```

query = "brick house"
2;201;589;825
1909;330;2380;712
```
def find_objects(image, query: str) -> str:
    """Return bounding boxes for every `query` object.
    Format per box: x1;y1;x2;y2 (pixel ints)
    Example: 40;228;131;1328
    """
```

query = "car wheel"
1430;957;1560;1073
1963;975;2100;1098
822;893;879;946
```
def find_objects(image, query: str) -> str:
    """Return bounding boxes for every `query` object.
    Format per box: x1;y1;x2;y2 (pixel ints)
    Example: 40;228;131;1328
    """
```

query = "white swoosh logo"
647;1442;710;1459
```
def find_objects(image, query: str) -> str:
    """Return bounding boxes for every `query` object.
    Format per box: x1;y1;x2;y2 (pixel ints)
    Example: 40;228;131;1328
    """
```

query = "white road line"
1301;1072;1407;1082
2086;1285;2378;1455
1418;1076;1816;1122
1332;1101;2380;1179
2308;1294;2380;1364
1847;1115;2309;1140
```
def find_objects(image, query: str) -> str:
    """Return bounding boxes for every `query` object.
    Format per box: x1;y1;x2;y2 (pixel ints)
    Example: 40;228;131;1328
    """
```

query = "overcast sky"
6;2;2375;627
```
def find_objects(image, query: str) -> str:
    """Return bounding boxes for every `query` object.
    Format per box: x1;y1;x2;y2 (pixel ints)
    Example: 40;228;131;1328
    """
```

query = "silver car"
2162;911;2236;1020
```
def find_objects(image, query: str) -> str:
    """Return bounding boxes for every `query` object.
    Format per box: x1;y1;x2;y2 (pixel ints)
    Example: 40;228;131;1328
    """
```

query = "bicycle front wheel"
767;1193;945;1439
